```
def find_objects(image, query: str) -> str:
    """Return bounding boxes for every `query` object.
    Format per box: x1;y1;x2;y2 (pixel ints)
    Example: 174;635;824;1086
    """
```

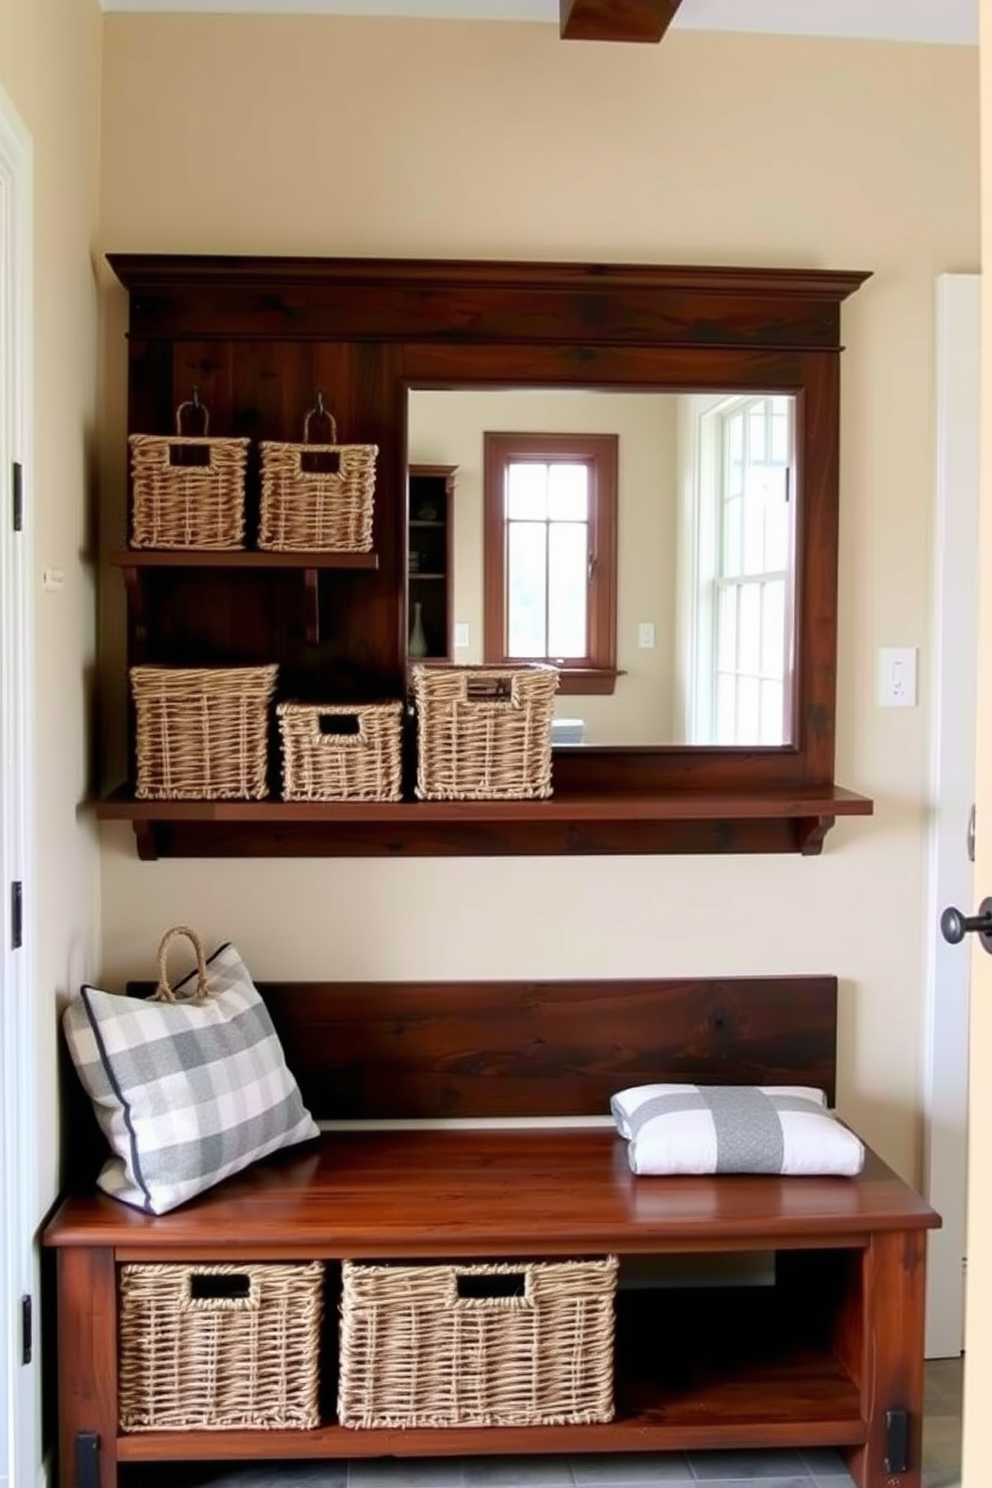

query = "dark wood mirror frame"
99;254;874;859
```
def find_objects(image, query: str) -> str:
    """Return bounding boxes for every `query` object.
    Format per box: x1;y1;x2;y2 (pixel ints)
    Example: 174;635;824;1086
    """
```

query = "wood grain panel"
560;0;684;44
124;974;838;1117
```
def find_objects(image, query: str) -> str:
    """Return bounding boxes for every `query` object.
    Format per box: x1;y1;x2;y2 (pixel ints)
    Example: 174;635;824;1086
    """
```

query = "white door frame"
922;272;980;1358
0;82;37;1488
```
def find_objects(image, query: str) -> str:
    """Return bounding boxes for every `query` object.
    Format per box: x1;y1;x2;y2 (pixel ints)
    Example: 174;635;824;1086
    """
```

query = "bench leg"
839;1229;926;1488
56;1247;118;1488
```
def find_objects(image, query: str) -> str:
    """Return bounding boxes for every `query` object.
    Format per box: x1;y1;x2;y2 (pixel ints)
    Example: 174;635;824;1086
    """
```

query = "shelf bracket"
798;816;835;856
132;820;160;862
304;568;320;646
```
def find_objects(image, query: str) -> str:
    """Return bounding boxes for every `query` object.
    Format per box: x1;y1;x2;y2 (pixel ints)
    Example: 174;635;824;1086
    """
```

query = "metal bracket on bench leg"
75;1431;100;1488
884;1407;909;1474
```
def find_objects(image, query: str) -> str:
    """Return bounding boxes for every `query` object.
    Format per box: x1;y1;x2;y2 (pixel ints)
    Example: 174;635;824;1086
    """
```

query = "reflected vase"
409;600;429;658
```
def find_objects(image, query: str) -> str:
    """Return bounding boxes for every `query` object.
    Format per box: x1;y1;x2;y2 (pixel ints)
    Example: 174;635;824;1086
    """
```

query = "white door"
0;84;35;1488
923;273;979;1359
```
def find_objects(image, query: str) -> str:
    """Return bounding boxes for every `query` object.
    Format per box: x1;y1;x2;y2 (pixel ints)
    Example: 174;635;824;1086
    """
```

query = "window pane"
761;580;786;679
507;462;548;520
771;405;791;465
728;412;744;465
716;672;736;744
738;582;761;675
737;675;760;743
507;520;547;656
547;522;588;658
748;405;766;462
761;678;784;744
742;468;768;574
547;463;589;521
723;495;742;578
717;585;737;672
764;466;790;571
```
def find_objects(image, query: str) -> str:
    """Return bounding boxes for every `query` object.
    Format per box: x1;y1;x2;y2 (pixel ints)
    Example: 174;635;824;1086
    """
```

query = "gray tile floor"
133;1358;965;1488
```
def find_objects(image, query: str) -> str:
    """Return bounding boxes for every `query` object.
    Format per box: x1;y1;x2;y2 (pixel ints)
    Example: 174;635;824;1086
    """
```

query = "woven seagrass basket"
129;400;249;550
118;1261;324;1431
338;1256;617;1429
259;406;377;552
277;701;403;802
130;664;278;801
411;663;559;800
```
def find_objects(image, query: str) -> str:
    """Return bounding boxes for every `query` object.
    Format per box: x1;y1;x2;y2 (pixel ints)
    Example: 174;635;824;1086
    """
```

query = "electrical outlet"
878;647;918;708
638;622;655;650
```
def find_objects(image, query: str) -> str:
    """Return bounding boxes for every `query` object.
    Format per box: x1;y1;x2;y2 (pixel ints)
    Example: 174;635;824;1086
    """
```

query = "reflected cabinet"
98;254;875;858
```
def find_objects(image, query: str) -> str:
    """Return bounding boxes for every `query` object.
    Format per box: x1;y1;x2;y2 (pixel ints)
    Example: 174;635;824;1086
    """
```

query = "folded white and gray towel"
610;1083;865;1177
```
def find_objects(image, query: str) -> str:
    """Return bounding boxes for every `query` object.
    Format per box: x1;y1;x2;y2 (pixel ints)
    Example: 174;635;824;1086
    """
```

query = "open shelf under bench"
95;784;873;858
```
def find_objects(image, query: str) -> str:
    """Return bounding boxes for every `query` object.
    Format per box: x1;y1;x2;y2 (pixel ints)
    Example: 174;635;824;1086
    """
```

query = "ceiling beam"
559;0;685;44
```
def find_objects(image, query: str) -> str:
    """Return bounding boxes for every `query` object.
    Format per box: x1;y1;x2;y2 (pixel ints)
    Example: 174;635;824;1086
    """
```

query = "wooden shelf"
95;785;873;859
114;1283;867;1461
109;549;379;570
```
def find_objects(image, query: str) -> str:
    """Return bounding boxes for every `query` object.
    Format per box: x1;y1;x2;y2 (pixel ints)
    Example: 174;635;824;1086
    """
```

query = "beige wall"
0;0;102;1213
409;388;676;744
98;17;978;1183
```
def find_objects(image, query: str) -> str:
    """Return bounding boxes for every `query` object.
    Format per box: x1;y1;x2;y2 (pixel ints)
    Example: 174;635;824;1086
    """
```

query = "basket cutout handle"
184;1269;259;1312
465;676;516;705
154;925;211;1003
317;712;364;743
456;1272;527;1301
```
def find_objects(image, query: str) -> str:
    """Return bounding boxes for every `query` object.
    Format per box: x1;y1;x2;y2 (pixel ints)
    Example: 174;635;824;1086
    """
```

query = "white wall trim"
922;273;980;1357
0;79;38;1488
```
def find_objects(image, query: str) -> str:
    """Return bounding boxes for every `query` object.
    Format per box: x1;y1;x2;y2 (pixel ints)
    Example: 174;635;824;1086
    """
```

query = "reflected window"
696;396;794;745
483;433;619;694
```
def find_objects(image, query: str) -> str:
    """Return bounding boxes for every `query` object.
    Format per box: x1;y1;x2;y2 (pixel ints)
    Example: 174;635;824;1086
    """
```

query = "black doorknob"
941;896;992;953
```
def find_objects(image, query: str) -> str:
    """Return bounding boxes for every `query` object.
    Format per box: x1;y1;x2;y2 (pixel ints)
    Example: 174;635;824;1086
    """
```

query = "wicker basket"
129;401;249;550
277;701;403;802
338;1256;617;1429
411;663;559;800
130;664;278;800
118;1261;324;1431
259;407;376;552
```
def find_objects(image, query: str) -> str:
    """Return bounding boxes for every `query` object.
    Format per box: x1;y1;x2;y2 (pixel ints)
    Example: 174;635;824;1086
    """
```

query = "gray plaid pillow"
62;941;319;1213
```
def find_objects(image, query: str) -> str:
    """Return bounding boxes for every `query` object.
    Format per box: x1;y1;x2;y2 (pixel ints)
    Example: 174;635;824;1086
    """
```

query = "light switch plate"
454;622;470;650
638;622;655;650
878;646;918;707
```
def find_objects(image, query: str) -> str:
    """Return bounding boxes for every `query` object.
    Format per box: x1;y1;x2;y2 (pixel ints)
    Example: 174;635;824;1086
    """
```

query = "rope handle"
303;390;337;445
175;392;210;438
154;925;211;1003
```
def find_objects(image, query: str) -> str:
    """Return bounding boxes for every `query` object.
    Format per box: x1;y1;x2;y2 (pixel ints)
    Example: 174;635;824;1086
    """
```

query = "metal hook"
192;385;201;409
315;389;325;417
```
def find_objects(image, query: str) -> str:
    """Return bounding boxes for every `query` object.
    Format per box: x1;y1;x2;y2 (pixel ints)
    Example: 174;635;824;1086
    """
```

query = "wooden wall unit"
98;255;874;859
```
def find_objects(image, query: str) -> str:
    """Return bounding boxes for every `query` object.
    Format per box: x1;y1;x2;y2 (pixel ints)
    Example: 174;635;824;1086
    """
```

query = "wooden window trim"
483;432;618;693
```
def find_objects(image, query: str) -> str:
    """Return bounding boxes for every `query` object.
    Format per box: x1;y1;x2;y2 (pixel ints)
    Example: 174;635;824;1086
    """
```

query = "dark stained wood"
109;256;869;347
118;974;839;1118
105;255;872;857
108;550;379;569
837;1231;928;1488
95;786;872;858
56;1247;118;1488
560;0;684;44
44;1136;937;1256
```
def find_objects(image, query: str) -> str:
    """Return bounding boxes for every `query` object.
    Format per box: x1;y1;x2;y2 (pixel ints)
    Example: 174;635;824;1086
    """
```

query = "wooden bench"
43;974;940;1488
